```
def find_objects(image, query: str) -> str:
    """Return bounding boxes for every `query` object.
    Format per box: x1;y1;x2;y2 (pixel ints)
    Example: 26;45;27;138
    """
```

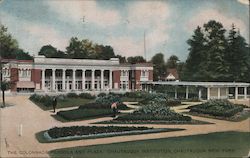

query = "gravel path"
0;96;249;158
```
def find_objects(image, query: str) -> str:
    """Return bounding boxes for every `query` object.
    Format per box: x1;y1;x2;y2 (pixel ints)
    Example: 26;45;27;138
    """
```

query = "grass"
49;131;250;158
31;98;94;110
57;108;113;121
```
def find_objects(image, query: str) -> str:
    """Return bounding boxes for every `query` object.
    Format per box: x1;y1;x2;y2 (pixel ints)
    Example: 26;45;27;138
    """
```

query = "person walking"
111;102;118;117
52;97;57;113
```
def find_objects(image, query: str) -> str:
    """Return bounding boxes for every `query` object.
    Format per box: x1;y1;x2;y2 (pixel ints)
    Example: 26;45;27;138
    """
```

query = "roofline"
141;81;250;87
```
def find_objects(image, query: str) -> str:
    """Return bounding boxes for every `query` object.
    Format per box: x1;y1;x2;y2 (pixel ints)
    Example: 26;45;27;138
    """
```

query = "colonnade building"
1;56;153;93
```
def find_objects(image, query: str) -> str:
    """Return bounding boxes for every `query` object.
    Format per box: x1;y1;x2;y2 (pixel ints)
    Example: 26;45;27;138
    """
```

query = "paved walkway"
0;96;249;158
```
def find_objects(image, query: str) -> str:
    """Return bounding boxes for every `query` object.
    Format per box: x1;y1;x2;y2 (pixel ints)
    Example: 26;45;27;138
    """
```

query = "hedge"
57;109;113;121
79;102;129;110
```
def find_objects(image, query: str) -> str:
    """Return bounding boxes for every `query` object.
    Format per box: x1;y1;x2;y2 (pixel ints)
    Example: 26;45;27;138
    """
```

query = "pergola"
142;81;250;100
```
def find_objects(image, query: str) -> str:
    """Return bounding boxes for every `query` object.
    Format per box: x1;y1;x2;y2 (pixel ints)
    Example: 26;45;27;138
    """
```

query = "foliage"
116;102;191;122
29;94;54;107
0;25;33;60
66;93;78;98
96;94;122;105
139;93;167;105
189;99;244;117
183;20;249;82
127;56;146;64
79;93;96;99
123;91;150;99
151;53;166;80
166;55;179;68
57;109;113;121
48;126;150;139
97;92;107;97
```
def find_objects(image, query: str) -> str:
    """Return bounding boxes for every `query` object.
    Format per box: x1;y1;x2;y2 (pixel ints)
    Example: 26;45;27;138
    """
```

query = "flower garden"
188;99;249;121
41;125;183;142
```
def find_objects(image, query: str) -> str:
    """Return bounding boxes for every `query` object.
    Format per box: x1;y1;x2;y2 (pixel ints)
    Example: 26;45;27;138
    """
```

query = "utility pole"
0;56;5;108
144;30;147;61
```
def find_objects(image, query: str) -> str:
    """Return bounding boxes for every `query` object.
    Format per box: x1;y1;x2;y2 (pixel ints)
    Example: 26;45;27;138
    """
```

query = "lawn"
49;131;250;158
32;98;94;110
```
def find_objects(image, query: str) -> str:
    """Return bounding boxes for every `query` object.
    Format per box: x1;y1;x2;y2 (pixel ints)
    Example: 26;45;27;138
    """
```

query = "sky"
0;0;249;61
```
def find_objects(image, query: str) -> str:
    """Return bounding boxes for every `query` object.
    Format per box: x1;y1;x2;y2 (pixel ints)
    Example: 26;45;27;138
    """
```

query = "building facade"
1;56;153;93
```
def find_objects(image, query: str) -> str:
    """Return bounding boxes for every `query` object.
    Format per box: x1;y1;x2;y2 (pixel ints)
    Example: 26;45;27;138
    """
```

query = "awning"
16;81;35;88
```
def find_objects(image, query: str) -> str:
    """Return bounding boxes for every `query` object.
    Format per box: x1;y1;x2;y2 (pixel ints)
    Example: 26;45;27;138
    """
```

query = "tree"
183;26;208;81
0;25;18;107
226;24;250;82
151;53;166;81
203;20;229;81
115;55;127;63
166;55;179;68
38;45;64;58
127;56;146;64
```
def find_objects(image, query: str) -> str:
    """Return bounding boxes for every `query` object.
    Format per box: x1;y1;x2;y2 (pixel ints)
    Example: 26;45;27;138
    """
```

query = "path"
0;96;249;158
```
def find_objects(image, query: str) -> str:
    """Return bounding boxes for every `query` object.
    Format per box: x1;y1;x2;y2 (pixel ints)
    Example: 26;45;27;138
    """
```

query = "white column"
109;70;112;89
66;76;69;91
91;69;95;90
198;88;202;100
82;69;85;90
41;69;45;90
62;69;66;91
101;69;104;90
174;87;177;99
72;69;76;90
235;87;238;100
207;87;210;100
186;86;189;99
226;87;229;99
218;87;221;99
52;69;56;91
244;87;247;99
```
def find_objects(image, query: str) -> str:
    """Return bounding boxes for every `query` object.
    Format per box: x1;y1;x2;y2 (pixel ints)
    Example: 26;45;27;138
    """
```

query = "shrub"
79;93;96;99
97;93;106;97
123;91;150;98
166;99;181;106
96;94;122;105
189;99;244;117
139;93;167;104
29;94;53;107
67;93;78;98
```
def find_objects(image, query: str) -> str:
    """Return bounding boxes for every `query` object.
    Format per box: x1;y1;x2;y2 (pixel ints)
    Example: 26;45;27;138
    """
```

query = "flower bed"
189;99;244;117
115;102;191;122
43;126;182;142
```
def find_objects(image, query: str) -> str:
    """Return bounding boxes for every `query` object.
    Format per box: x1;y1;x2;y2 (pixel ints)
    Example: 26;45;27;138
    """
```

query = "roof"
166;68;179;80
119;62;153;67
16;81;35;88
141;81;250;87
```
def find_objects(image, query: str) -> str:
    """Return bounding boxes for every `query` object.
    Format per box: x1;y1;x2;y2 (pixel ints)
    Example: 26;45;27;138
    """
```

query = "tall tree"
183;26;208;81
226;24;250;82
151;53;166;81
204;20;229;81
166;55;179;68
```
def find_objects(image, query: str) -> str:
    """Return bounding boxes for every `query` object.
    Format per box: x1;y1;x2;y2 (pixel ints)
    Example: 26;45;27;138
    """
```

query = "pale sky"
0;0;249;61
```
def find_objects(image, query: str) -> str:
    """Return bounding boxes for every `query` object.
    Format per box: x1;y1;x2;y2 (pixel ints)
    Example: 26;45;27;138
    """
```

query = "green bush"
79;93;96;99
123;91;150;98
96;94;122;105
67;93;78;98
139;93;167;104
97;93;107;97
189;99;244;117
166;99;181;106
57;108;113;121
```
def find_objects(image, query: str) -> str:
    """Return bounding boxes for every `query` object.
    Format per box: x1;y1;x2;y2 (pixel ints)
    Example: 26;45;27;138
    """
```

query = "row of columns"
207;86;248;100
41;69;113;91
